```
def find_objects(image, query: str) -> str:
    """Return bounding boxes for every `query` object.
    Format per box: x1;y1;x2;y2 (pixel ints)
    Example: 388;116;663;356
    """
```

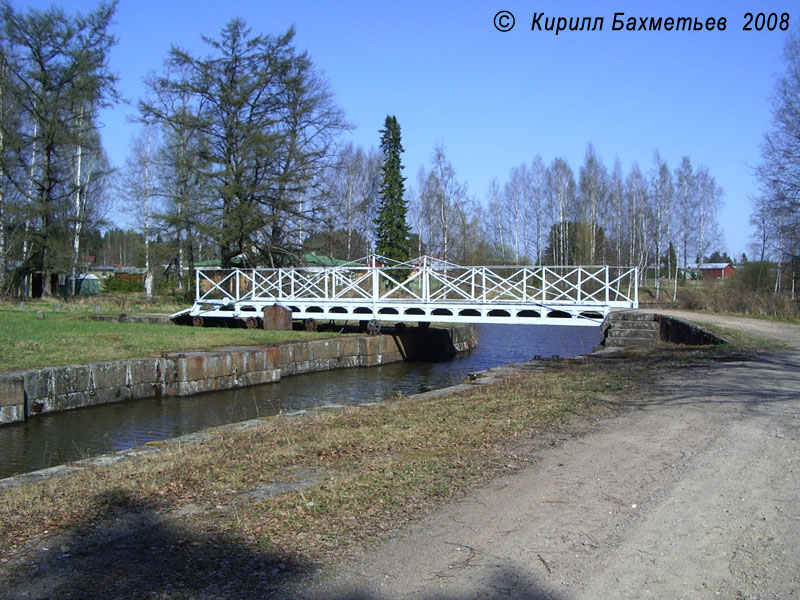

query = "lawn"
0;307;338;373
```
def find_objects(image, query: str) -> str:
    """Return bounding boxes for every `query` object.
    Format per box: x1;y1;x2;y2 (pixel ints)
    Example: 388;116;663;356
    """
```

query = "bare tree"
695;166;722;263
122;125;160;301
625;163;651;283
417;144;467;262
546;158;575;265
650;152;672;300
578;143;608;263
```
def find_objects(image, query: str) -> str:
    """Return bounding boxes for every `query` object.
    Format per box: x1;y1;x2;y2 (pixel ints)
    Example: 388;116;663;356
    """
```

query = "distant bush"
675;276;798;319
102;276;143;293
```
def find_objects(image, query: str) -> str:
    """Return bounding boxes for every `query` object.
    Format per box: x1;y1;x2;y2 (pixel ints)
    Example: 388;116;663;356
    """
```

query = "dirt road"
278;312;800;599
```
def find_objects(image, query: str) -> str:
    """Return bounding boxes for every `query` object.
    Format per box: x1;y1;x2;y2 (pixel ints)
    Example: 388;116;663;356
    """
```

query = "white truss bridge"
174;255;638;327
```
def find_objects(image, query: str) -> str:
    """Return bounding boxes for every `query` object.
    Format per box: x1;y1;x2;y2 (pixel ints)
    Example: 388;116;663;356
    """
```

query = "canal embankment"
0;325;476;425
601;310;730;348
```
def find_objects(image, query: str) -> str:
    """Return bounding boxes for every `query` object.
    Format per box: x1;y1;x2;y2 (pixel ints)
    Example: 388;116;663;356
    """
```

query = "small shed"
697;263;735;279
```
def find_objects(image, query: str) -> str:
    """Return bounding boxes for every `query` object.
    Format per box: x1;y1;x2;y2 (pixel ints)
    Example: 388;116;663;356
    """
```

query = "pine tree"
374;115;410;261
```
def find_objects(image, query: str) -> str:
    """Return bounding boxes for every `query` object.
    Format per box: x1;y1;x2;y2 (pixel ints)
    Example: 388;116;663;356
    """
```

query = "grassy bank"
0;338;760;597
638;279;800;323
0;359;628;564
0;307;337;373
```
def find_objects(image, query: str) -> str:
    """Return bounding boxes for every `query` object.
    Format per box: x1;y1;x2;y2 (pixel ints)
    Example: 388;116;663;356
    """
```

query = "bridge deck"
176;256;638;327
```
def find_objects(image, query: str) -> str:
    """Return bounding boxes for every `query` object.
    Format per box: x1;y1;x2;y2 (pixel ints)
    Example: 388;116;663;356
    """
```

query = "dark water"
0;324;601;479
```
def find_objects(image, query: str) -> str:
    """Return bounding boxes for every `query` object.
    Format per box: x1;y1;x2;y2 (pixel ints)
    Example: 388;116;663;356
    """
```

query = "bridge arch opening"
547;310;571;319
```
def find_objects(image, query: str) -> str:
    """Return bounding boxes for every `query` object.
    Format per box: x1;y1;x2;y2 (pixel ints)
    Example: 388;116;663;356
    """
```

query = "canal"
0;324;601;479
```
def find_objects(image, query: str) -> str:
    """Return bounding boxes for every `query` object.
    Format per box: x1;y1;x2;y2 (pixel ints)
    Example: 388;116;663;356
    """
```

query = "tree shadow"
3;486;573;600
275;567;570;600
1;489;306;599
619;351;800;409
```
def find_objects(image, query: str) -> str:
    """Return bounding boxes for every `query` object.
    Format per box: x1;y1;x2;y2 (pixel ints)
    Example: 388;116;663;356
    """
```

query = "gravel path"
277;312;800;599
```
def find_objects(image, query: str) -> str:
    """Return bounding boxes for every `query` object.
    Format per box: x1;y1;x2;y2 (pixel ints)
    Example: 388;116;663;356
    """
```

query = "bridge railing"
194;256;638;309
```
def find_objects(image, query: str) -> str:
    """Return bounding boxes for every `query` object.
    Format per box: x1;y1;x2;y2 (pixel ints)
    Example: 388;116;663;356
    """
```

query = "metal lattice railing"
185;255;638;326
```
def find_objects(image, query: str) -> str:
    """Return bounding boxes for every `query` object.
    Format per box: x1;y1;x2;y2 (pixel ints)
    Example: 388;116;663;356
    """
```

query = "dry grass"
0;359;631;569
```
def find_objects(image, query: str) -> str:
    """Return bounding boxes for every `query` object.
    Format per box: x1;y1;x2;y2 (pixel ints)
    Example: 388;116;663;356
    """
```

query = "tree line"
1;2;731;302
753;29;800;298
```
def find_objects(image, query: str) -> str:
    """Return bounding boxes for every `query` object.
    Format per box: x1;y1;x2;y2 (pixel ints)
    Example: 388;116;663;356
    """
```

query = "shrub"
102;276;144;293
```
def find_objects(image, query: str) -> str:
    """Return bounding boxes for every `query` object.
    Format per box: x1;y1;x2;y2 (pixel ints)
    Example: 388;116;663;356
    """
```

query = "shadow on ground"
274;569;570;600
2;488;569;600
1;489;305;600
620;351;800;411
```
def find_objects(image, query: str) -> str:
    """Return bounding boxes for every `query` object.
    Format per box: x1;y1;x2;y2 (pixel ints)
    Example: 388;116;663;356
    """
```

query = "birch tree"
650;152;672;300
578;143;608;263
417;144;467;262
122;125;160;301
546;158;575;265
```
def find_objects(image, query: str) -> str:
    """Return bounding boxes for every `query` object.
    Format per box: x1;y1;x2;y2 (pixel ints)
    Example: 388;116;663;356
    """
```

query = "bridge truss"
175;255;638;327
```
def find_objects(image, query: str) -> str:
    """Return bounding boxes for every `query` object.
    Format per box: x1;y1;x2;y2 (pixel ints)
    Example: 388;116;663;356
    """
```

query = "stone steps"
603;312;660;347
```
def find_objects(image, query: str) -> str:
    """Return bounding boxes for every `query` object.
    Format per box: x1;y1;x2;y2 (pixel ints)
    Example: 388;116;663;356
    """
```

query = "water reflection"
0;324;600;478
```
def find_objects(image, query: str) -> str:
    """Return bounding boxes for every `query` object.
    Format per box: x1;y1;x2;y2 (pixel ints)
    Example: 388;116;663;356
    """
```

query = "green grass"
0;308;338;373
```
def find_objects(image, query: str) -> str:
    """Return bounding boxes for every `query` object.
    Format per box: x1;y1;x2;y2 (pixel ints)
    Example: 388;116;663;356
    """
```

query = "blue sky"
15;0;798;257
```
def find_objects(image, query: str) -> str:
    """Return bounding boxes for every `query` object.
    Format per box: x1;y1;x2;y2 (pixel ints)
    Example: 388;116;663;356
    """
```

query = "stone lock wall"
0;326;476;425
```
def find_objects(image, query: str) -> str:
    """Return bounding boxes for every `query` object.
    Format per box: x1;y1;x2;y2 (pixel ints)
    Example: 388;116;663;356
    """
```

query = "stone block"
177;354;210;382
265;347;280;370
19;370;45;401
362;354;383;367
0;375;24;408
227;351;245;375
279;343;294;367
91;387;120;406
289;342;311;364
338;355;361;369
338;337;360;357
0;404;25;425
91;362;128;390
48;365;90;397
310;339;340;361
263;304;292;330
360;336;385;357
131;382;157;400
158;357;176;387
247;370;281;386
128;358;159;384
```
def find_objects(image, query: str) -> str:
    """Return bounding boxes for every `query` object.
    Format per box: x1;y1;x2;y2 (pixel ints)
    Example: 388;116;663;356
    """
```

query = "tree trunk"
70;107;85;297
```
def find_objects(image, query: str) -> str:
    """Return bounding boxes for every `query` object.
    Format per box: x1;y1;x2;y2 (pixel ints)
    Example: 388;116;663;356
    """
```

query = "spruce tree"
374;115;411;261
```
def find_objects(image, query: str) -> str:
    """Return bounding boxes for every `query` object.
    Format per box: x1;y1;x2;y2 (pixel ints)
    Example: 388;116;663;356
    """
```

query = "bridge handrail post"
577;267;582;303
605;266;610;304
522;267;527;301
423;257;429;302
371;255;378;311
542;268;548;302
